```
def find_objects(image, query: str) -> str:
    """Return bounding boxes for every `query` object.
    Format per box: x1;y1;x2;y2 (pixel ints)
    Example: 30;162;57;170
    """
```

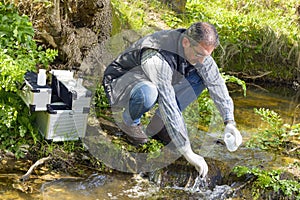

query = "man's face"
182;37;215;65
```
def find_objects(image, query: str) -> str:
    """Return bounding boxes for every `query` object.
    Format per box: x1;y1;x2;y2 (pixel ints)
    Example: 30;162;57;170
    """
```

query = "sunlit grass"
112;0;300;81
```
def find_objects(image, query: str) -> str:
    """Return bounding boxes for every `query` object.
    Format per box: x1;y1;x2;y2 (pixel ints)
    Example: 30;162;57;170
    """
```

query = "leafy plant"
247;108;300;153
93;84;113;122
233;166;300;200
0;2;57;92
94;85;110;111
111;0;146;30
141;139;164;160
222;72;247;96
174;0;299;81
196;90;219;128
0;91;40;158
0;2;57;157
184;73;246;131
162;14;183;28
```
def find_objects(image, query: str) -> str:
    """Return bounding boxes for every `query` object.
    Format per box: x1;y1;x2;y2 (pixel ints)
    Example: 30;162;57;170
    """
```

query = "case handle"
46;104;57;114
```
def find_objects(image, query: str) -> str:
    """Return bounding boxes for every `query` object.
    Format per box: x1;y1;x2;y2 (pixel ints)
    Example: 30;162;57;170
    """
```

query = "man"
103;22;242;177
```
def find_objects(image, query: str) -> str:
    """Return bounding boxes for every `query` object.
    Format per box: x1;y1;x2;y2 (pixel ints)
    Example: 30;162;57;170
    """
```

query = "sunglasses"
190;45;209;58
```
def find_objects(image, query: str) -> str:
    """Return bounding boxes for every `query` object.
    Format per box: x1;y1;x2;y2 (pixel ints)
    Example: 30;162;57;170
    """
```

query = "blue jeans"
123;70;206;126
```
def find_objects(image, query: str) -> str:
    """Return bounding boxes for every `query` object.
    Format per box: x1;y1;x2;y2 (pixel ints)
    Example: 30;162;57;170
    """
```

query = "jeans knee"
140;83;158;109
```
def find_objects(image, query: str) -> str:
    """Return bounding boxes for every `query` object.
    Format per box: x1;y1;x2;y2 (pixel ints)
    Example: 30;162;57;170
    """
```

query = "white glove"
224;123;242;148
181;145;208;177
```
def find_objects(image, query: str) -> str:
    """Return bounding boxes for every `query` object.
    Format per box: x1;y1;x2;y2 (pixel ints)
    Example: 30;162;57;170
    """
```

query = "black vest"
103;29;196;103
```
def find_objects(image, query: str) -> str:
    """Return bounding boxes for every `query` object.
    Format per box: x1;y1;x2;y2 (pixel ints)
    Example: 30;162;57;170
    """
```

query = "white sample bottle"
224;132;238;152
37;69;47;86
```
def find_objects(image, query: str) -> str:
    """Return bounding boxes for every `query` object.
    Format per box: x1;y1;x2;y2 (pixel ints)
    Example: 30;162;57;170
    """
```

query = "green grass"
112;0;300;82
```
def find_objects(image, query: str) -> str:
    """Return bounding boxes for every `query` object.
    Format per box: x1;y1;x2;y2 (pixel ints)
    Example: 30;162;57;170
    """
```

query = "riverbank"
1;1;299;199
1;85;299;199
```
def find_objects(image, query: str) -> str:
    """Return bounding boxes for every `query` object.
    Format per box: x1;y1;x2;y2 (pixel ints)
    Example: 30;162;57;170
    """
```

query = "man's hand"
181;146;208;177
224;123;242;147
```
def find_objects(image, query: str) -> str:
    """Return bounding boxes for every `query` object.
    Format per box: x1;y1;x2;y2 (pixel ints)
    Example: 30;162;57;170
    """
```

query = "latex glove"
181;146;208;177
224;123;242;147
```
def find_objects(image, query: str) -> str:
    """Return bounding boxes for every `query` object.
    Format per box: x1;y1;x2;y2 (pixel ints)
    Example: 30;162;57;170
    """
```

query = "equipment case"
19;70;92;141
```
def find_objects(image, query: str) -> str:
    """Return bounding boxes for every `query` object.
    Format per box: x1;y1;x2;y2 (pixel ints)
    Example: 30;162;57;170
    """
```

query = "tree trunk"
12;0;112;70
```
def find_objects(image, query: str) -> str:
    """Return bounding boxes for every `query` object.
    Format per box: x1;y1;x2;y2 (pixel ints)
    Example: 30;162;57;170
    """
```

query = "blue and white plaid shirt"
141;49;234;151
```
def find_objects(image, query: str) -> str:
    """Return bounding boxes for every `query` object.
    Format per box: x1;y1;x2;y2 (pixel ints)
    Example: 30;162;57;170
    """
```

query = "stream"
0;84;299;200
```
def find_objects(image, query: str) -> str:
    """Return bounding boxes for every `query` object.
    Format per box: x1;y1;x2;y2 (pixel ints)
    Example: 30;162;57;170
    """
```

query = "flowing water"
0;85;299;199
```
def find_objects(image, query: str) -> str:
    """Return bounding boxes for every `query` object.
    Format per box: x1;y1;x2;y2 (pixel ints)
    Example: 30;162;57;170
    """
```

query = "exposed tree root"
246;83;270;92
20;156;52;181
229;71;272;81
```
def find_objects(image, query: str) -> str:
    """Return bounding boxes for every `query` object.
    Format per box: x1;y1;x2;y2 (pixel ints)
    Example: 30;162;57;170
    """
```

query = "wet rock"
147;156;231;190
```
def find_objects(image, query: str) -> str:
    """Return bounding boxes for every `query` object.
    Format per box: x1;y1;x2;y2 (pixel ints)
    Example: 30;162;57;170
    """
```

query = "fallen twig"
20;156;52;181
288;145;300;153
224;176;255;197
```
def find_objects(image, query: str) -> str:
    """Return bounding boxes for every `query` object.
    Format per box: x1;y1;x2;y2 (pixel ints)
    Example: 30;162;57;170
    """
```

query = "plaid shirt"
141;50;234;150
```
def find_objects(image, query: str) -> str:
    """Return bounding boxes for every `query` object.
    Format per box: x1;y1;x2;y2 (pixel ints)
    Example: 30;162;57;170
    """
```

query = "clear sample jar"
37;69;47;86
224;132;238;152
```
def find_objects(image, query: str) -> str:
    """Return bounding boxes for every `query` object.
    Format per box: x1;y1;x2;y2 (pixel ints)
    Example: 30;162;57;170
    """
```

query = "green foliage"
141;139;164;160
0;2;57;157
0;91;40;158
111;136;164;161
196;90;218;127
182;0;299;80
0;2;57;92
112;0;300;81
185;73;246;130
222;72;247;96
0;3;34;49
247;108;300;152
233;166;300;199
111;0;146;30
93;84;113;122
162;14;183;28
94;85;110;111
255;107;283;129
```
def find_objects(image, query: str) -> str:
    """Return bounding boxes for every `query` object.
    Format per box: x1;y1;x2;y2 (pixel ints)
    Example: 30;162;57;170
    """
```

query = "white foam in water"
187;175;232;199
190;175;208;192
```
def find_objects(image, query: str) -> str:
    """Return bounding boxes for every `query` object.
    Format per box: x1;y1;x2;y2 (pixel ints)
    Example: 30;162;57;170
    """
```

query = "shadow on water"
0;85;299;199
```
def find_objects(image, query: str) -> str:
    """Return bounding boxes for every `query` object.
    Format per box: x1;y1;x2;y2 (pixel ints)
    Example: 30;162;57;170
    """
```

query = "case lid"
24;71;51;89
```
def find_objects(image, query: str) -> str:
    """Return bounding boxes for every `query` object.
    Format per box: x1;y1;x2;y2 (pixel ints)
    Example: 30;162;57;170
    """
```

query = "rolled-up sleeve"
141;50;190;150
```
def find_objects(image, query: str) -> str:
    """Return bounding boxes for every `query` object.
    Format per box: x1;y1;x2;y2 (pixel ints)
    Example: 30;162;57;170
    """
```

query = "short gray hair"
185;22;220;47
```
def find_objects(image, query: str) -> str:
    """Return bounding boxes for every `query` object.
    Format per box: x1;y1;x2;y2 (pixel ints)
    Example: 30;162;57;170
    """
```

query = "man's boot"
119;122;149;145
146;114;171;144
